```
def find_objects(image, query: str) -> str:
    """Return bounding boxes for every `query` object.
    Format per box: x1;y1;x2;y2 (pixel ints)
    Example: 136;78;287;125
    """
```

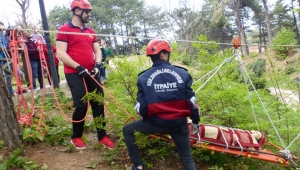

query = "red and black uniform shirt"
56;21;97;74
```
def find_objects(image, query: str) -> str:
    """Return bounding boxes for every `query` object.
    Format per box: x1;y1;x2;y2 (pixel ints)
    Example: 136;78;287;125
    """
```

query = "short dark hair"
72;7;80;14
149;50;170;62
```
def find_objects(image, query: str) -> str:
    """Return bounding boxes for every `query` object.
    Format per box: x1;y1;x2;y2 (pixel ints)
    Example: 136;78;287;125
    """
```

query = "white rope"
192;65;222;85
279;149;292;160
193;48;299;151
194;54;236;94
235;50;259;130
286;133;300;149
236;53;287;149
19;28;300;48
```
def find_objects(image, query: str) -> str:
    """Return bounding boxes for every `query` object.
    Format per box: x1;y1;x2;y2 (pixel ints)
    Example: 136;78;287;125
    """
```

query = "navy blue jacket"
136;61;200;127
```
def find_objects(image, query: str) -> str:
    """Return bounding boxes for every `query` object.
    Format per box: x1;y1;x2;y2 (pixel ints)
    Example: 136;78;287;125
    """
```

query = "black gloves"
76;65;89;77
91;62;102;77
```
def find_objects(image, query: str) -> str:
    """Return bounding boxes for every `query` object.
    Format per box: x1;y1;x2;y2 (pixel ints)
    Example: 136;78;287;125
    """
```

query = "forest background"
1;0;300;169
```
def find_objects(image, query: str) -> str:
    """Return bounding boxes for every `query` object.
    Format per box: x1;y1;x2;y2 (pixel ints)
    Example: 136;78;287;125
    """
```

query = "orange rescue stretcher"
150;123;298;167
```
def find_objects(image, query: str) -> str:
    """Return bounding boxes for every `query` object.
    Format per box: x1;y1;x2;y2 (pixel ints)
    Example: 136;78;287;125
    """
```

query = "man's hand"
191;123;199;134
76;65;89;77
134;103;143;120
91;62;102;77
134;103;140;114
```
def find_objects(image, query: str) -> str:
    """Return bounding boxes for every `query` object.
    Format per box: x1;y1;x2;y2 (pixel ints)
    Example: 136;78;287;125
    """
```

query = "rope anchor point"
232;36;241;49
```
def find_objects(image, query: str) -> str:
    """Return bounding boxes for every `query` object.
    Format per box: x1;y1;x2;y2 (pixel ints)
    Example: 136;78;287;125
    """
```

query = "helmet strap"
73;9;85;24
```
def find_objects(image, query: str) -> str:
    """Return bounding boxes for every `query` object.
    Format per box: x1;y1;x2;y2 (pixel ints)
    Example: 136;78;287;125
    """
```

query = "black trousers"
65;73;106;140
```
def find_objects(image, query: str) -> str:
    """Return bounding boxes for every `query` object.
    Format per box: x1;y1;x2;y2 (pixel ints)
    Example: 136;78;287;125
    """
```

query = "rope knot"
279;149;292;160
224;58;231;63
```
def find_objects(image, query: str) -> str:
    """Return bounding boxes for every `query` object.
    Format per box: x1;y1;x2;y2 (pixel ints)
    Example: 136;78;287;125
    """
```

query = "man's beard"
83;17;90;23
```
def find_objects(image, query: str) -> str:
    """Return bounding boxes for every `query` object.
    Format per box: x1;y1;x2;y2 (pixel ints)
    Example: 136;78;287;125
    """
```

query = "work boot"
132;165;146;170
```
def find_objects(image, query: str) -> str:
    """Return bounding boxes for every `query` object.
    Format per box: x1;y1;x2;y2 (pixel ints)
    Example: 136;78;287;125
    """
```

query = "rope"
235;50;259;131
286;133;300;149
20;28;300;48
193;54;236;94
191;44;299;156
6;28;299;157
9;28;34;126
6;30;134;126
235;51;288;150
86;74;134;118
43;64;90;123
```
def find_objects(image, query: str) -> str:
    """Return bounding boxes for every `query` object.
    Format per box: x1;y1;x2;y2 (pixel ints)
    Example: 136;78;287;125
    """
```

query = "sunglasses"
83;9;92;14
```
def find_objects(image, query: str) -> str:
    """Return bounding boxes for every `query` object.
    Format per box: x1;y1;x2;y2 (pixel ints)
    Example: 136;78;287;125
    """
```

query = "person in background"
104;41;111;62
56;0;114;149
0;24;14;95
98;39;107;84
123;39;200;170
22;30;44;90
31;26;46;44
31;28;60;85
104;40;111;72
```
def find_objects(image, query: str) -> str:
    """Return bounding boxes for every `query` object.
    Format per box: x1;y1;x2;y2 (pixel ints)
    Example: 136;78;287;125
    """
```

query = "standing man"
56;0;114;149
123;39;200;170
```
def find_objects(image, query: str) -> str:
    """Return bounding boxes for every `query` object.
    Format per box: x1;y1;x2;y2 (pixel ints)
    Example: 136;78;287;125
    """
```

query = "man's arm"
136;79;148;119
186;74;200;124
56;41;79;69
93;42;102;63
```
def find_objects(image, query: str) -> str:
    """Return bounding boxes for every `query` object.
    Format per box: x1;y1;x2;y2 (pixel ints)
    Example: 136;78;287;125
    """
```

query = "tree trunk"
111;26;119;56
291;0;300;39
262;0;273;45
15;0;30;28
259;21;262;53
298;0;300;21
0;66;22;149
262;25;267;50
233;0;248;56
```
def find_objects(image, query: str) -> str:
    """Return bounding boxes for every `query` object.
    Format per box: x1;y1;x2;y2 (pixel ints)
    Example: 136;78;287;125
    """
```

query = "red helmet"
146;39;171;56
71;0;92;11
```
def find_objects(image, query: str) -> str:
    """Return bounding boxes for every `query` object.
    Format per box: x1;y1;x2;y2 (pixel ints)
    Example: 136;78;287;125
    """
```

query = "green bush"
285;66;295;75
249;58;266;77
249;52;258;58
272;27;296;60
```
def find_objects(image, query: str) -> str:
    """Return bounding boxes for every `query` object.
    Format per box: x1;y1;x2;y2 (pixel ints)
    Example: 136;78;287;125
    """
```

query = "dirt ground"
20;132;201;170
22;132;127;170
5;86;196;170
